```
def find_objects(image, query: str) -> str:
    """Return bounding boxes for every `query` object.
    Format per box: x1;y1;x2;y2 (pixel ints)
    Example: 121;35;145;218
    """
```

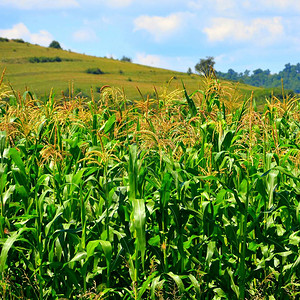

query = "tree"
195;56;215;76
49;40;62;49
244;70;250;77
120;56;132;62
227;68;238;80
284;63;291;73
253;68;263;75
187;67;192;75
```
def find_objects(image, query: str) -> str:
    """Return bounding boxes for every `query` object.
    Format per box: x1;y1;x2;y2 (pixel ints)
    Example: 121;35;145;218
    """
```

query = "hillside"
1;39;262;101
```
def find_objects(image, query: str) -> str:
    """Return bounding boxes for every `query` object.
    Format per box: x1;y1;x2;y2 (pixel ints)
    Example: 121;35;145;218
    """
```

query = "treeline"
216;63;300;93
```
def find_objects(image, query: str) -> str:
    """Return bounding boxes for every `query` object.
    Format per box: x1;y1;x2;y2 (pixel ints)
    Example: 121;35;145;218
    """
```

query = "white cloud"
242;0;300;12
30;30;54;45
83;17;112;28
215;54;227;64
0;23;29;39
188;0;236;12
261;0;300;10
77;0;133;8
0;23;53;46
134;13;185;41
106;0;133;7
212;0;236;11
0;0;79;9
214;53;237;68
187;1;202;9
190;0;300;13
203;17;284;45
72;28;98;42
134;53;193;72
135;53;165;68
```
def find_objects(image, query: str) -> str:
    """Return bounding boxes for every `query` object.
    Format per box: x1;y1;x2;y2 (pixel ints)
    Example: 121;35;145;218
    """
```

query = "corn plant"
0;69;299;299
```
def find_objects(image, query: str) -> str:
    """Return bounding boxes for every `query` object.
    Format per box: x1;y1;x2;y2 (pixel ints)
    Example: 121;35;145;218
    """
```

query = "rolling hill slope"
1;39;260;101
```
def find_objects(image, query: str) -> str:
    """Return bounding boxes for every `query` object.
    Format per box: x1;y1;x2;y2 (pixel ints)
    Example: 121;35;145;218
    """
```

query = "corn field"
0;70;299;299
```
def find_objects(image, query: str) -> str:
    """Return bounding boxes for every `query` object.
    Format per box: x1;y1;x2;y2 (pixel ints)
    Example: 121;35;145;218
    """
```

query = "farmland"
0;61;299;299
1;39;300;299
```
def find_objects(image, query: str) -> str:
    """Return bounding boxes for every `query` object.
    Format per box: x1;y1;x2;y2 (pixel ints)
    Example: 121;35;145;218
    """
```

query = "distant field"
0;40;259;102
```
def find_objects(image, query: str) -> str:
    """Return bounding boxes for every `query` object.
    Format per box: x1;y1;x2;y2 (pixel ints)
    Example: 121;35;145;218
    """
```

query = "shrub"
28;57;40;63
120;56;132;62
40;56;49;63
28;56;62;63
49;40;62;49
86;68;104;75
12;38;25;43
0;37;9;42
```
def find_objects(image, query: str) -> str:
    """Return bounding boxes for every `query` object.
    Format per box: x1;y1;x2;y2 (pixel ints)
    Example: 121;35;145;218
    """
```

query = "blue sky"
1;0;300;74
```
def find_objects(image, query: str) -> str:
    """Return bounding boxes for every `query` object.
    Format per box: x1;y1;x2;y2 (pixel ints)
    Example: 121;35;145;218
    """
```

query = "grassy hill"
1;39;260;102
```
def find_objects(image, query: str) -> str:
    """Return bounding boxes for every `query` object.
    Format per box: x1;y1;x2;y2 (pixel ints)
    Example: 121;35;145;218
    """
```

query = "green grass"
0;39;261;102
0;71;299;299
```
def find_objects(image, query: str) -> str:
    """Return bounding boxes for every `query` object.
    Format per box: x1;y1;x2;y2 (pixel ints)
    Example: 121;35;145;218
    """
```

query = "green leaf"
213;288;227;298
148;235;160;246
292;255;300;269
0;228;29;274
188;274;201;297
228;269;239;298
55;238;63;262
69;251;87;263
0;131;6;156
274;166;300;181
132;198;146;267
151;275;164;300
104;114;116;134
86;240;101;260
248;241;261;252
86;240;112;284
289;231;300;245
128;144;146;267
99;240;112;264
206;240;216;264
45;206;63;236
277;250;293;257
137;272;157;299
167;272;184;294
2;185;15;207
160;172;172;208
182;80;197;117
9;148;26;175
128;144;138;201
219;130;234;151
